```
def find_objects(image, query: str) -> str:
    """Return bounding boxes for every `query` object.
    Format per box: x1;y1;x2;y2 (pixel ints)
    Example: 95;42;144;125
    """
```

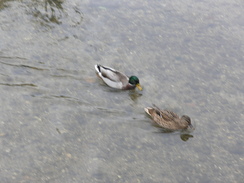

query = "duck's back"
145;107;188;130
95;65;128;89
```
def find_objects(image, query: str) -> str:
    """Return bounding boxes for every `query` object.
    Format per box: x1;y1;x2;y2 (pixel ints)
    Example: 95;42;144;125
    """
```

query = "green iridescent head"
129;76;139;85
129;76;142;90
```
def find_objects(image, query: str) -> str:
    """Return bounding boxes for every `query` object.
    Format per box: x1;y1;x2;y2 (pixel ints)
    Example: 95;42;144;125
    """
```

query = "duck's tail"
94;64;101;73
144;107;153;116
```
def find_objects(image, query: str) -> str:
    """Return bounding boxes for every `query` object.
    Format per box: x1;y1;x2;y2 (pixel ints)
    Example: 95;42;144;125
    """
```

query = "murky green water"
0;0;243;182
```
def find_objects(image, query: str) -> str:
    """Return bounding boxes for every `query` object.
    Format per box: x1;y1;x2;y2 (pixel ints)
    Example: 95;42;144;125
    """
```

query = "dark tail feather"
97;65;101;72
95;64;101;73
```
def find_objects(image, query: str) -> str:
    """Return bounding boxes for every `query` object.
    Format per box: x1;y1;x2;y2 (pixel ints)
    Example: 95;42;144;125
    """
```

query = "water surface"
0;0;243;182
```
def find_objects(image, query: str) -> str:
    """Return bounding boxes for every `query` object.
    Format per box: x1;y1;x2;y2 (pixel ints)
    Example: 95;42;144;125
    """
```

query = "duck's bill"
188;124;195;130
136;84;142;90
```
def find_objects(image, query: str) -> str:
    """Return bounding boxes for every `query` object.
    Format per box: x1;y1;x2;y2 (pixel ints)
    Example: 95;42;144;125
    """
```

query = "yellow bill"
136;84;142;90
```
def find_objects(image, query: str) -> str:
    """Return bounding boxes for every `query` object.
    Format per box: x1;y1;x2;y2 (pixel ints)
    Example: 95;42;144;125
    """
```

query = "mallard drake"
144;105;193;130
95;64;142;90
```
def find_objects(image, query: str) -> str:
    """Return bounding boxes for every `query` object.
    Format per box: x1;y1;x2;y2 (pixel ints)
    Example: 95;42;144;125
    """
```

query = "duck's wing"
158;110;175;121
153;108;179;122
152;105;179;118
153;104;176;121
95;65;128;89
95;65;126;81
164;110;180;119
161;110;180;121
147;105;172;121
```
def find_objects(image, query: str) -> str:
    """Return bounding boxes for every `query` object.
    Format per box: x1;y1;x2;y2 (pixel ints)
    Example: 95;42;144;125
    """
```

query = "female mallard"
95;64;142;90
144;105;193;130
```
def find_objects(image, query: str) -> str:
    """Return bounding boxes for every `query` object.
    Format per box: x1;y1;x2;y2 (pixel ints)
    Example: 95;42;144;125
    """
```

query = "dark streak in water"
0;83;37;87
19;64;46;71
50;74;78;80
40;95;91;106
51;95;74;99
0;56;27;60
0;61;47;71
56;128;61;134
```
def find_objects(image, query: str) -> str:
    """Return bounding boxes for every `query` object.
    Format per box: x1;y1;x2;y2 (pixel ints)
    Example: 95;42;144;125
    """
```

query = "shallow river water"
0;0;243;182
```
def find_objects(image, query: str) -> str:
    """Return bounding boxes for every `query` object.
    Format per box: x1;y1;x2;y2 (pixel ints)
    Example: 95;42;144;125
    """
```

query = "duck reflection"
129;90;142;102
155;128;194;141
180;134;194;141
150;118;194;141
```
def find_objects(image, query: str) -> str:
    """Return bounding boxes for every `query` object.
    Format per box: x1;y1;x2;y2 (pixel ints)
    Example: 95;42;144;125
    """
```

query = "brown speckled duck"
144;105;193;130
95;64;142;90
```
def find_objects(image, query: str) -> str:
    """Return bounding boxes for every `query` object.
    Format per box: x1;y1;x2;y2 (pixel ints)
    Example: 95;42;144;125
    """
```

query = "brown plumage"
144;105;193;130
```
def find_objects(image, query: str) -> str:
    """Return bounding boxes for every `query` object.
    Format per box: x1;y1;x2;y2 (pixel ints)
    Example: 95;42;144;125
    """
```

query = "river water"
0;0;243;182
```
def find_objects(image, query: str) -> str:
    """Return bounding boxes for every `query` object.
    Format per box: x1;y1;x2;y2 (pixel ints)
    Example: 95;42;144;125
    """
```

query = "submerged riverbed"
0;0;243;182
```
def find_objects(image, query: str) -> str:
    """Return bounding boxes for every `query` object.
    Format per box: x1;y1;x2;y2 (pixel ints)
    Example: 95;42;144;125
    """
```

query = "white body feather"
95;65;128;89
